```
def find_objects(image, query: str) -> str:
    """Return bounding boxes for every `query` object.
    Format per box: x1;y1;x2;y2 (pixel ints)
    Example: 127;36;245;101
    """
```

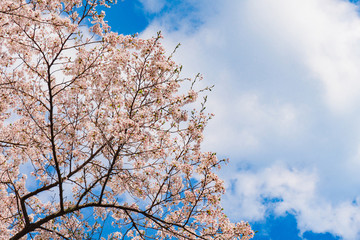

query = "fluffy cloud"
138;0;166;13
204;93;300;156
140;0;360;239
242;0;360;113
223;164;360;240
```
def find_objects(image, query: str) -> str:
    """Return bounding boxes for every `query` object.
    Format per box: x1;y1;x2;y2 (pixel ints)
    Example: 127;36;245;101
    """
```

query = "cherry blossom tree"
0;0;254;239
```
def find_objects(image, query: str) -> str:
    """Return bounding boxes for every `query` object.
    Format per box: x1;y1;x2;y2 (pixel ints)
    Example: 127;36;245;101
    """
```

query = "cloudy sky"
105;0;360;239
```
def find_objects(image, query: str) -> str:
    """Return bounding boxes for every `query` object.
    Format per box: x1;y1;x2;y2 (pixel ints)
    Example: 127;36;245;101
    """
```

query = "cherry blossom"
0;0;254;239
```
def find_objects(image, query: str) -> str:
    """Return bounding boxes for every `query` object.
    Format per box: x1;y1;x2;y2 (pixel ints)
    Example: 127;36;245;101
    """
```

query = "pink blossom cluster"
0;0;254;239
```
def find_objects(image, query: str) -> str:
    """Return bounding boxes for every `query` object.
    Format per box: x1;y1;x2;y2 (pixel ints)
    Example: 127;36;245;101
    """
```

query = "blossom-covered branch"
0;0;254;239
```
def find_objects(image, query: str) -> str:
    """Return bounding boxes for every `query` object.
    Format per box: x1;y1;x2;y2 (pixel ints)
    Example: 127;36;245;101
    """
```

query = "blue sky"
104;0;360;239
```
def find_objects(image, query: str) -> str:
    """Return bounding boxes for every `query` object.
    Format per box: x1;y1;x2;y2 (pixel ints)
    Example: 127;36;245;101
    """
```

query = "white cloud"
138;0;166;13
222;164;317;221
203;93;301;156
243;0;360;113
223;164;360;240
140;0;360;239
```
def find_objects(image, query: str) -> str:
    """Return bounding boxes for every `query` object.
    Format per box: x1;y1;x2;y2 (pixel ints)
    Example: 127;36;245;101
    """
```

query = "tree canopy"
0;0;254;239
